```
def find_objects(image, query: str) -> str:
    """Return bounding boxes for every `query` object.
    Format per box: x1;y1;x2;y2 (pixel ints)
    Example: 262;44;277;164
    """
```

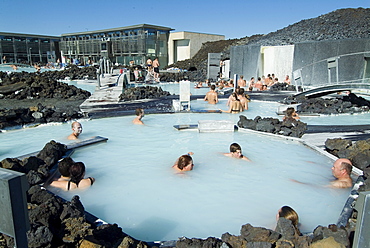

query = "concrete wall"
230;45;261;80
168;32;224;65
230;38;370;87
261;45;294;82
207;53;221;81
293;39;370;87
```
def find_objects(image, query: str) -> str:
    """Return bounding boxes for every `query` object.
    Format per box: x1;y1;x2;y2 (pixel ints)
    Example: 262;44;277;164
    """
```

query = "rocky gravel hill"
168;8;370;72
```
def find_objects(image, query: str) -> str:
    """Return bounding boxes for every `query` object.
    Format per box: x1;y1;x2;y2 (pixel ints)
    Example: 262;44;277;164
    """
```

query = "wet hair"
177;155;193;170
285;107;295;117
211;85;216;90
58;157;74;177
238;88;245;95
232;92;239;101
135;108;144;116
279;206;299;233
230;143;242;153
69;162;86;185
340;161;353;175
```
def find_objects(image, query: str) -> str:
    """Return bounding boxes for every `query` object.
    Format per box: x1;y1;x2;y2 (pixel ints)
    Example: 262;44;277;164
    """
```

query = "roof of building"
0;32;60;39
61;24;174;36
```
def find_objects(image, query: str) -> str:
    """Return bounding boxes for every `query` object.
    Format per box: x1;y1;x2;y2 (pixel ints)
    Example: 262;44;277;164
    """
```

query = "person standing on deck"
153;57;160;82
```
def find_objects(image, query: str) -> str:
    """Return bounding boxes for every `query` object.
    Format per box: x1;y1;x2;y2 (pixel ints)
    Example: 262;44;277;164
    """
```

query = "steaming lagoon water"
0;100;361;242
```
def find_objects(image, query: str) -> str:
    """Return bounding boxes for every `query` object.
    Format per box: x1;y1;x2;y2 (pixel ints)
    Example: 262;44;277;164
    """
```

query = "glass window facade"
0;33;60;64
60;24;172;66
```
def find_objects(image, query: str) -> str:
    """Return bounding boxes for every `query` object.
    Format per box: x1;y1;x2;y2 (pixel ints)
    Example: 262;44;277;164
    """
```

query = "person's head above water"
68;121;82;140
277;206;299;226
223;143;251;161
229;143;242;158
69;162;86;184
173;153;194;172
276;206;300;234
177;155;193;171
58;157;75;178
133;108;144;125
331;158;353;188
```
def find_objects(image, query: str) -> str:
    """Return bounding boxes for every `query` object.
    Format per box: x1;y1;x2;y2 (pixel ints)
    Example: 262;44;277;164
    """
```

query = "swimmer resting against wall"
290;158;353;189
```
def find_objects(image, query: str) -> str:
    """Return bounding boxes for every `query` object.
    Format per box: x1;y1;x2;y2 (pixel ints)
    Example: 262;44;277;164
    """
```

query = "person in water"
50;162;95;191
220;93;243;113
68;121;82;140
276;206;301;235
283;107;300;121
223;143;251;161
330;158;353;188
132;108;145;125
290;158;353;188
56;157;74;181
204;85;218;104
172;152;194;172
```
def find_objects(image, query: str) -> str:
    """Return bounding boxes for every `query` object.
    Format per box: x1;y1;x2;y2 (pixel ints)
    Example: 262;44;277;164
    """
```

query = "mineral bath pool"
1;100;363;242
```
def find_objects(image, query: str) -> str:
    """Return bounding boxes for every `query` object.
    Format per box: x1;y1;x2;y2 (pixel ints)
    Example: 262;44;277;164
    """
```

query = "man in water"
291;158;353;188
133;108;144;125
67;121;82;140
330;158;353;188
223;143;251;161
204;85;218;104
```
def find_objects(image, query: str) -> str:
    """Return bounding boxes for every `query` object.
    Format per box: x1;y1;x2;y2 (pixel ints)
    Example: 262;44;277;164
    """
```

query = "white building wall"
168;31;224;65
261;45;294;81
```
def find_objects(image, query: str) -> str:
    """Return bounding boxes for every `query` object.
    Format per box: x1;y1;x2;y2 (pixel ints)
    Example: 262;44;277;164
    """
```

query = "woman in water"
221;93;244;113
276;206;300;235
49;162;95;191
172;152;194;172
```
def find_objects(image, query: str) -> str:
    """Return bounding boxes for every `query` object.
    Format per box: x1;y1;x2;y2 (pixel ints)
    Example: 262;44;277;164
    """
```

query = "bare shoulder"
49;180;67;189
330;179;352;189
242;156;251;162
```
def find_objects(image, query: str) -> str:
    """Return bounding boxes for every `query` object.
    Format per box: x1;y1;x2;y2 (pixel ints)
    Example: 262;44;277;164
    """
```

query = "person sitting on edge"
67;121;82;140
133;108;145;125
50;162;95;191
330;158;353;188
172;152;194;172
237;75;246;87
276;206;301;235
284;75;291;85
283;107;300;121
223;143;251;161
204;85;218;104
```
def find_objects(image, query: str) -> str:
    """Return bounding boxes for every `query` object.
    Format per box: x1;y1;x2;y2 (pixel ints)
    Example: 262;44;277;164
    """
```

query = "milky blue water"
0;99;360;242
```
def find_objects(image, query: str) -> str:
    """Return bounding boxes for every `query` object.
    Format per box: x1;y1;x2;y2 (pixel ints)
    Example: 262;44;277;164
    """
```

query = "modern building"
60;24;173;67
0;32;60;64
0;25;226;68
168;31;225;65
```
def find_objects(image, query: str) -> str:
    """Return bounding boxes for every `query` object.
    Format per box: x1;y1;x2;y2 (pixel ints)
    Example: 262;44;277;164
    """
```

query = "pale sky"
1;0;369;39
